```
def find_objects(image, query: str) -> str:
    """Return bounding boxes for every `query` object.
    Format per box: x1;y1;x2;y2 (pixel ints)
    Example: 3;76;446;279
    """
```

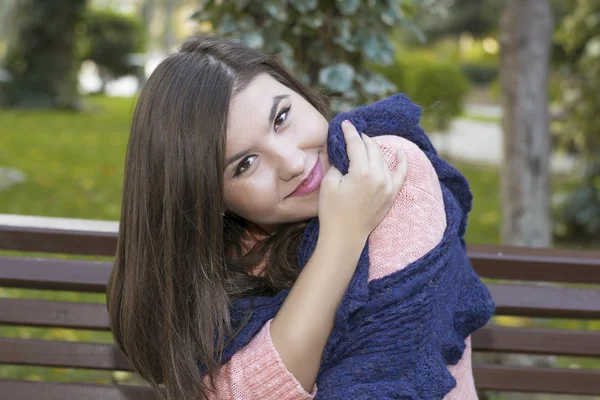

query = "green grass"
451;159;578;246
0;96;135;219
460;113;501;124
454;160;503;244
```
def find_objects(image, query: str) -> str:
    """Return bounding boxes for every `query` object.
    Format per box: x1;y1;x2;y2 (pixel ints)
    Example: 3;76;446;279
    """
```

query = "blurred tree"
83;8;146;94
499;0;554;247
414;0;502;41
0;0;87;109
412;0;571;41
139;0;156;50
495;6;558;396
553;0;600;240
192;0;425;110
372;51;470;131
0;0;16;47
162;0;180;51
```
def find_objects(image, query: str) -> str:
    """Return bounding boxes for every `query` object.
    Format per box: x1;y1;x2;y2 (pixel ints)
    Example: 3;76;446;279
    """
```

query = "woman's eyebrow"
225;94;290;169
268;94;290;124
225;146;256;169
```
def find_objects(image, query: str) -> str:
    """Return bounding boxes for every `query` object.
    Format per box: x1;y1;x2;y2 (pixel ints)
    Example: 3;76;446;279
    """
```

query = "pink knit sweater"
205;136;477;399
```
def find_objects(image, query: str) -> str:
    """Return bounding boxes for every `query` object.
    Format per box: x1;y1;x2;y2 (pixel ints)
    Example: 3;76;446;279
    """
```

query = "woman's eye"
274;106;291;131
235;156;256;176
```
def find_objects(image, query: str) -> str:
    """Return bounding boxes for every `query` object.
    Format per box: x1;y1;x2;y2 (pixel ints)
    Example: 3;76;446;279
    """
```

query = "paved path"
430;118;576;173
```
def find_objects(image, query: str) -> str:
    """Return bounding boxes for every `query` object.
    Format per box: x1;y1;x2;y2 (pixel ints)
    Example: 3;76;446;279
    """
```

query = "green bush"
1;0;86;109
488;72;565;105
372;51;471;131
552;0;600;241
459;62;498;85
553;164;600;241
82;9;146;93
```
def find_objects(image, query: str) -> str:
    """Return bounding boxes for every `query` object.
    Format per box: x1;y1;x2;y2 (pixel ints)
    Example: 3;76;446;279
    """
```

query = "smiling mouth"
287;156;324;198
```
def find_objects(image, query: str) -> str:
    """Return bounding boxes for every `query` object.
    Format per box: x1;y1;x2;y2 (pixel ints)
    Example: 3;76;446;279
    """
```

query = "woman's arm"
270;232;368;391
203;319;318;400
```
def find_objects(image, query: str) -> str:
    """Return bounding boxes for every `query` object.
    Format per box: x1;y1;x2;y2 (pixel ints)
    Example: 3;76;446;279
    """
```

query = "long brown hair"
106;35;329;400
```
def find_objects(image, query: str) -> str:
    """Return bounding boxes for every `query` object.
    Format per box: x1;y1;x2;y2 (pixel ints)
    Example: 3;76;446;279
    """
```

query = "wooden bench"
1;214;600;399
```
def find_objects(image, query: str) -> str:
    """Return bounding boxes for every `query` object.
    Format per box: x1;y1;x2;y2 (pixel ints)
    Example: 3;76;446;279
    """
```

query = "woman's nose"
275;145;306;182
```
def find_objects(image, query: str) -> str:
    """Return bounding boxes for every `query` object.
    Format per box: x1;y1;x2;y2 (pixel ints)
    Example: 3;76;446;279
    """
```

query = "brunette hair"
106;35;329;400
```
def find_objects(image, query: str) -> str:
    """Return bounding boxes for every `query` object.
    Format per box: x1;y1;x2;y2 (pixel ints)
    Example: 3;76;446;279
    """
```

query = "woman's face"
223;73;330;233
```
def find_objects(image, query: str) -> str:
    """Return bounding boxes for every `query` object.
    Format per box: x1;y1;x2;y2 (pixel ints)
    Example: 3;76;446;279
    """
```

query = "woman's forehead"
233;74;289;103
228;75;291;132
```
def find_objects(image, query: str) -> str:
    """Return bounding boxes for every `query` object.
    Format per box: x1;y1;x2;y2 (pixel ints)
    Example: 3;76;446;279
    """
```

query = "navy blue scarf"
218;94;495;399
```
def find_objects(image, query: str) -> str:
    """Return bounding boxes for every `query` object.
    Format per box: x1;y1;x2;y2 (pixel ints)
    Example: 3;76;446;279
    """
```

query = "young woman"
107;35;483;400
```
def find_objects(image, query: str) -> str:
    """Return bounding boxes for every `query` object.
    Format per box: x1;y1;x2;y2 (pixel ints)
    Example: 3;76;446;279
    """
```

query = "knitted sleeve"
368;135;447;281
203;318;318;400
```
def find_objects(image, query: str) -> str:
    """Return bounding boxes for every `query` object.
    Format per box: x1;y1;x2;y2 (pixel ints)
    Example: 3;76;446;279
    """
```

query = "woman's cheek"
239;180;276;213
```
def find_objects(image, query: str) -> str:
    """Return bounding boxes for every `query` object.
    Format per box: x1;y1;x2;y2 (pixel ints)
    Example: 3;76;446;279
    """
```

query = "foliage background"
193;0;416;111
552;0;600;240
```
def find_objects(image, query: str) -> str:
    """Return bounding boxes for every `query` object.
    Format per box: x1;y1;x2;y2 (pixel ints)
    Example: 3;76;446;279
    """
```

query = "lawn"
0;96;134;220
0;96;597;387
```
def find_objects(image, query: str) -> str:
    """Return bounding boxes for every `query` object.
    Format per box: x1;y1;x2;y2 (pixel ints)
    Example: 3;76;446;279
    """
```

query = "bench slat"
0;299;110;330
0;225;117;257
2;271;600;323
3;220;600;285
2;367;599;397
0;380;157;400
472;325;600;357
473;365;600;395
469;245;600;284
0;256;110;293
0;338;129;370
490;284;600;319
0;250;600;300
2;326;599;372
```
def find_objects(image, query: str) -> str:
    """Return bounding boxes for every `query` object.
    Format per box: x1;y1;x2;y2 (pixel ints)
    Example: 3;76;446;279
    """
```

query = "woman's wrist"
317;225;368;257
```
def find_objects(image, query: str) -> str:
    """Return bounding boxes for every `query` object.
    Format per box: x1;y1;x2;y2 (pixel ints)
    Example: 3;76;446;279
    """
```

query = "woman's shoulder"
371;134;420;154
371;135;442;204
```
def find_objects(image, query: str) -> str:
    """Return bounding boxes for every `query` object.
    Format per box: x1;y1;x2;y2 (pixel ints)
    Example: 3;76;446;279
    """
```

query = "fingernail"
342;119;351;125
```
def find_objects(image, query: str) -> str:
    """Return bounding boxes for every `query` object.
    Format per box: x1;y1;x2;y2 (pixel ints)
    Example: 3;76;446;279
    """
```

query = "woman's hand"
318;120;408;242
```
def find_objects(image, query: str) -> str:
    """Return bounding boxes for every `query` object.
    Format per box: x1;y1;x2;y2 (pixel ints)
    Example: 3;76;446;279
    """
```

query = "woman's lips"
288;157;324;198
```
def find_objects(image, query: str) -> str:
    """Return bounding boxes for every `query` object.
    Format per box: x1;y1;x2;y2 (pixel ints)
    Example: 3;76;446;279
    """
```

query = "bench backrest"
1;215;600;398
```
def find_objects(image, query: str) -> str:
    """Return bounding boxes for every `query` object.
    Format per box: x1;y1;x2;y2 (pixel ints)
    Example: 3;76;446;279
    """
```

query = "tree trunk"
137;0;156;87
1;0;87;109
499;0;553;248
0;0;16;40
494;3;558;399
162;0;178;52
141;0;156;44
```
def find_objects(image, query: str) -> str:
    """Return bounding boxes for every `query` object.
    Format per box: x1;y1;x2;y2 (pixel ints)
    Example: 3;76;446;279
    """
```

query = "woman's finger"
361;134;386;176
323;164;343;185
342;121;368;174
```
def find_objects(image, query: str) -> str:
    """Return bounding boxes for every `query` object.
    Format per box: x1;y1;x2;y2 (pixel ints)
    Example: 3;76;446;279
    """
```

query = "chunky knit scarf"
216;94;495;399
